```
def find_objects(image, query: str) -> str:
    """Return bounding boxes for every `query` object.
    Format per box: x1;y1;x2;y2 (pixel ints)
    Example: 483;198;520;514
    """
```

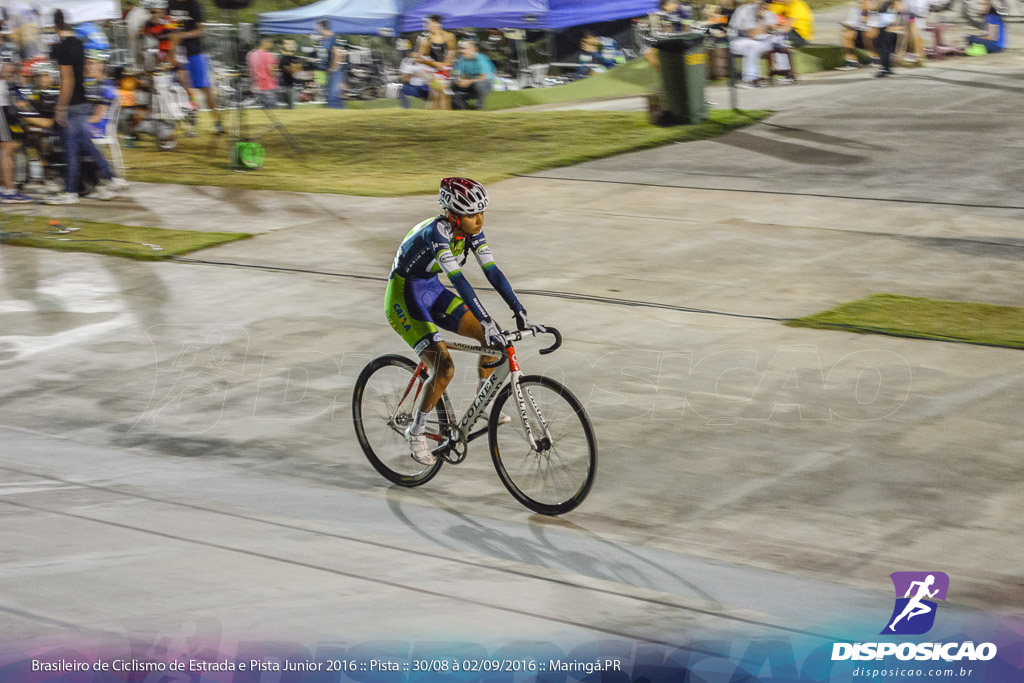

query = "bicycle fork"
507;348;553;453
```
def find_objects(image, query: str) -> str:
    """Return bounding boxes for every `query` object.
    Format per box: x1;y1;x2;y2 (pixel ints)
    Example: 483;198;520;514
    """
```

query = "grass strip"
124;108;769;196
0;213;251;261
787;294;1024;350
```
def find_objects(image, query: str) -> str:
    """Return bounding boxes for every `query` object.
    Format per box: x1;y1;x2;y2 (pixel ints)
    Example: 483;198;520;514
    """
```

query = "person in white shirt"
398;56;432;108
729;0;790;86
124;0;152;67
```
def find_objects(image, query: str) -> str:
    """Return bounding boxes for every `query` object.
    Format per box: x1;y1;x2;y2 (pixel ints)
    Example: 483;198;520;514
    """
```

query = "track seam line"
0;464;840;642
0;496;734;652
514;175;1024;212
169;258;787;322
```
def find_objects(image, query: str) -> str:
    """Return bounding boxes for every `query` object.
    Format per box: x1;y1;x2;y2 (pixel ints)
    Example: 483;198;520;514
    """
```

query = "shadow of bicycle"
383;486;720;606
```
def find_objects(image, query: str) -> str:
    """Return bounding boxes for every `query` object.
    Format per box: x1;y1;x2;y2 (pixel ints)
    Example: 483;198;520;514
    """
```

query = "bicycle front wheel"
352;354;450;487
489;375;597;515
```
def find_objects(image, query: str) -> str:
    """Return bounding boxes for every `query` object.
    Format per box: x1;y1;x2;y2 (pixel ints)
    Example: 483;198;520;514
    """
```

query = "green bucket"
231;142;265;170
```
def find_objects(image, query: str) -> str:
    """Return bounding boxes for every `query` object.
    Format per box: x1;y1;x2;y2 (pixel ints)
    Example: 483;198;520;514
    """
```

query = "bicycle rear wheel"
352;354;451;486
488;375;597;515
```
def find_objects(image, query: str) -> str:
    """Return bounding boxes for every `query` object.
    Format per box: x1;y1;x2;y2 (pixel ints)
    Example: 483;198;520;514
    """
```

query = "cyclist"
386;177;545;466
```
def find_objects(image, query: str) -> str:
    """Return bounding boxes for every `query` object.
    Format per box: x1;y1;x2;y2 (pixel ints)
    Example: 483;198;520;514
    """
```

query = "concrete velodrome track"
1;49;1023;657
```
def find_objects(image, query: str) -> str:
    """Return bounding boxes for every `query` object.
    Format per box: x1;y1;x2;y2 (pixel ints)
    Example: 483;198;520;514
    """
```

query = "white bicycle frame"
393;331;555;455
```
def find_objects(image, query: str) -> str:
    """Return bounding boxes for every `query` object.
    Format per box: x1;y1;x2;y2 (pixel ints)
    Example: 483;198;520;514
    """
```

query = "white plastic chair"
93;94;126;178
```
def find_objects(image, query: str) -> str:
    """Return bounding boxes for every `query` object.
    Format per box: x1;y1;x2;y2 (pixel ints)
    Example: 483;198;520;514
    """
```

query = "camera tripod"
219;19;305;166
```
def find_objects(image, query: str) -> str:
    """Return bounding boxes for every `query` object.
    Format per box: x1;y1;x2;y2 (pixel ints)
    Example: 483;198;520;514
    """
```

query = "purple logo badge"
881;572;949;635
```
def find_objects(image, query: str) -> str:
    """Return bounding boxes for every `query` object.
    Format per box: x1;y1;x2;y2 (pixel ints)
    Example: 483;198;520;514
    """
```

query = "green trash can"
654;34;708;125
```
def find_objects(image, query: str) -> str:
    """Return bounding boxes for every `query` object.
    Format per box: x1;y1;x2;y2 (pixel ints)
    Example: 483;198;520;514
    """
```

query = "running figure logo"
882;571;949;635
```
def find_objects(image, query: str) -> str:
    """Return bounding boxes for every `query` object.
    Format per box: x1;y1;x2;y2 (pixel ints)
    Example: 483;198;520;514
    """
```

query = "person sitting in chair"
966;0;1007;53
450;40;494;111
769;0;815;47
398;55;432;108
729;0;794;87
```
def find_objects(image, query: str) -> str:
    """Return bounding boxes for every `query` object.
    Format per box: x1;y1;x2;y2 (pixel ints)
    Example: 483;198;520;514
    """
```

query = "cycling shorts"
385;275;470;355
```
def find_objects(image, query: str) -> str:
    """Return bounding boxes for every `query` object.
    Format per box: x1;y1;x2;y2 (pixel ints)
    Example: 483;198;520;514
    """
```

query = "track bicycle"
352;327;597;515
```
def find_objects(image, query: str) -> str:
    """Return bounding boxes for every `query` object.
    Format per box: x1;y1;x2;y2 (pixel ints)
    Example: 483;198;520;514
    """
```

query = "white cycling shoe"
497;412;512;425
405;426;436;466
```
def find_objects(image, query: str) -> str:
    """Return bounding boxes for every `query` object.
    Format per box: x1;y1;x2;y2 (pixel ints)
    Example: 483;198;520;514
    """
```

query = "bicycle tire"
352;354;451;487
488;375;597;515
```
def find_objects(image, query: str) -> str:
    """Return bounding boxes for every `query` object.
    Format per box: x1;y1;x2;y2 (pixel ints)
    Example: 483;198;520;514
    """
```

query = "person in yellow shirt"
769;0;814;46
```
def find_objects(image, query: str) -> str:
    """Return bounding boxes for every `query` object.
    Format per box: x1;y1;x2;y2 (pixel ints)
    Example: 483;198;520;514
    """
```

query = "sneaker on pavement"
836;60;860;71
106;177;129;193
40;179;63;194
405;426;435;466
875;69;893;78
740;79;763;89
1;191;35;204
776;77;795;85
44;192;80;205
85;185;115;201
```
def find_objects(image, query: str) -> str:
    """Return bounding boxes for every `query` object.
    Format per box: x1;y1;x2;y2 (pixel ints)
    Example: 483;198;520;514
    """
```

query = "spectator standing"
872;0;901;77
167;0;224;133
450;40;494;110
1;59;34;203
142;0;176;68
411;14;455;109
46;9;127;205
966;0;1007;53
247;35;278;109
901;0;928;62
124;0;151;66
413;15;456;71
278;38;300;108
769;0;815;47
838;0;878;69
316;19;348;109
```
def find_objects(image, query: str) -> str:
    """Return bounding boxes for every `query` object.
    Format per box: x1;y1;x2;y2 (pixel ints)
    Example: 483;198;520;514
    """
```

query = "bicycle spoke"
491;377;596;515
353;356;448;485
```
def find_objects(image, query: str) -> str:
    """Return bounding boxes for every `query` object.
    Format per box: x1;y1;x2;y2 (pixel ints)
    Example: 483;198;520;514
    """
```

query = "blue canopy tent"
399;0;655;32
398;0;549;32
545;0;657;29
262;0;656;34
258;0;406;35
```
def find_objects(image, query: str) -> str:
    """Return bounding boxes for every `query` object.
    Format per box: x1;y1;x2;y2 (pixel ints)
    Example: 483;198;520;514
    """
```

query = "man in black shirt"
47;9;128;204
278;38;301;109
167;0;224;133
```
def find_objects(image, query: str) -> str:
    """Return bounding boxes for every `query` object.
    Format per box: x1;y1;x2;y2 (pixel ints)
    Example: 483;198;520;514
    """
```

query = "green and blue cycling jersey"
386;215;523;353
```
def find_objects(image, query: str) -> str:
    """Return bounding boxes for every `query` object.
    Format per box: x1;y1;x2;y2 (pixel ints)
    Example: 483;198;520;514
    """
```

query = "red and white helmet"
438;177;489;215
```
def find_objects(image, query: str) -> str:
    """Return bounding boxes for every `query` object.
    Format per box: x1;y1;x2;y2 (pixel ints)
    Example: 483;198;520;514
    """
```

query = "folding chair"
92;94;126;177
